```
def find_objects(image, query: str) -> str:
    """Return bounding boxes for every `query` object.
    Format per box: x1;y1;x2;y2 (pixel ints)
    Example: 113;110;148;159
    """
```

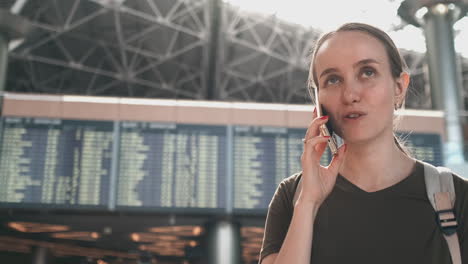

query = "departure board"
233;126;289;210
233;127;444;211
0;117;113;207
0;116;444;212
116;122;226;210
233;126;333;210
399;132;443;166
287;129;306;176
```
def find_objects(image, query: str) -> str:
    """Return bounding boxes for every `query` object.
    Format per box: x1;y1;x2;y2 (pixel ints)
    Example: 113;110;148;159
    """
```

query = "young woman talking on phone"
259;23;468;264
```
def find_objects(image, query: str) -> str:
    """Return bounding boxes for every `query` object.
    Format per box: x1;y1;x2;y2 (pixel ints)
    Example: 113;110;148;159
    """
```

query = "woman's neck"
339;133;416;192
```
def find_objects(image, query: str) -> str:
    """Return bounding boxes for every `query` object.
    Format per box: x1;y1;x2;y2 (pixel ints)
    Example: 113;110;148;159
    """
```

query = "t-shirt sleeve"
453;173;468;263
258;175;297;263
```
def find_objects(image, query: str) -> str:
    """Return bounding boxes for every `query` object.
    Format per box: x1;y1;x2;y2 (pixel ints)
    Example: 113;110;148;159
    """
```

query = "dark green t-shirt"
259;160;468;264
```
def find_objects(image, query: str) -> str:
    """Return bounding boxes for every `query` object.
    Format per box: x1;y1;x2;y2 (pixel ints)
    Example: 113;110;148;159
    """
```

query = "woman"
259;23;468;264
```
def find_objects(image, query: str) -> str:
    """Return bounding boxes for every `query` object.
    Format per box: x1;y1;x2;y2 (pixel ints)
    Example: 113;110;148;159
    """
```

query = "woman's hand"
297;109;346;208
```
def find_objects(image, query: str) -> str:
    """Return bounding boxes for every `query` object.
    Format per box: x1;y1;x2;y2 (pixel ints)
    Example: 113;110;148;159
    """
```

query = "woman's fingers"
301;136;330;164
314;138;328;154
304;115;329;140
327;143;347;173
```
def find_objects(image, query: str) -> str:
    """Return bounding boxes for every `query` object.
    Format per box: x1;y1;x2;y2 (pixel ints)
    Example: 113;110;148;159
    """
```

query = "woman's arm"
260;112;346;264
261;201;320;264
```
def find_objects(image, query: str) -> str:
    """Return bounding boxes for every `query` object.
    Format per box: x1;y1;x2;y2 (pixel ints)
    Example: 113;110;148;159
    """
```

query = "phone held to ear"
313;87;339;156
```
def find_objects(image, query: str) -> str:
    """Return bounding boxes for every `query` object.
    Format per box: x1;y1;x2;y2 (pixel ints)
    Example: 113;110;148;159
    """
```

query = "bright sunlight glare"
224;0;468;57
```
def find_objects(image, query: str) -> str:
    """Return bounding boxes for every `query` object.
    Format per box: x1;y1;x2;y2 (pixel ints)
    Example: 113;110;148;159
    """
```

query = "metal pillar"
0;33;8;113
424;4;465;165
31;246;51;264
205;220;241;264
205;0;223;100
0;9;31;113
398;1;468;167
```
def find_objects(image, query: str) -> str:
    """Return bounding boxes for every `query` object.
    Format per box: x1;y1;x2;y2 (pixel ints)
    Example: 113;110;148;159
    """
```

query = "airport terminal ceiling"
0;1;468;263
1;0;468;108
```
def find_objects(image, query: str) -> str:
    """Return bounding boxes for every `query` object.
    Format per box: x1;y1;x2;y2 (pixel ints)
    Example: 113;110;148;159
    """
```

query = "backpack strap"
422;162;461;264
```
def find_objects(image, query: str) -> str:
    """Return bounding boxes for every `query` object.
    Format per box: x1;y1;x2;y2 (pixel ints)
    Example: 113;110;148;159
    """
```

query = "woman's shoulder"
278;171;303;195
452;170;468;205
448;169;468;243
270;171;303;207
415;159;467;188
281;171;303;186
452;170;468;186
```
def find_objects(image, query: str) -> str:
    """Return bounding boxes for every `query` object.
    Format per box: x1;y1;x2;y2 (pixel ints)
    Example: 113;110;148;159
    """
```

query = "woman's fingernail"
323;136;331;139
319;115;328;120
313;107;317;114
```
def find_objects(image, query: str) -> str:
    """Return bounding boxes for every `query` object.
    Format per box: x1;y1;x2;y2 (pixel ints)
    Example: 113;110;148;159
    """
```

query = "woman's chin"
339;133;371;144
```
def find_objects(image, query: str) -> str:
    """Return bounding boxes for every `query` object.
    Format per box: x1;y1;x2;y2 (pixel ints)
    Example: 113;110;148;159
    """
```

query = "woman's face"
314;31;408;144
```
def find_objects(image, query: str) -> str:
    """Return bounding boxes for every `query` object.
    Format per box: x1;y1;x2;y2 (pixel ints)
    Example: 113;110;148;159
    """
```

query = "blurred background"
0;0;467;263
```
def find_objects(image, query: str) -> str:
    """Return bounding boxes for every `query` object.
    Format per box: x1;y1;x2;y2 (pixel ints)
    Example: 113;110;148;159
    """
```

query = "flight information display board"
399;132;443;166
233;127;335;210
116;122;226;210
233;126;289;210
232;128;444;211
0;116;444;213
0;117;113;207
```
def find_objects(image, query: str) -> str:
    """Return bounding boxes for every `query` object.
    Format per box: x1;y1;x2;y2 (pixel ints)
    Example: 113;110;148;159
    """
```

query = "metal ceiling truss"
8;0;208;98
4;0;468;108
218;3;316;103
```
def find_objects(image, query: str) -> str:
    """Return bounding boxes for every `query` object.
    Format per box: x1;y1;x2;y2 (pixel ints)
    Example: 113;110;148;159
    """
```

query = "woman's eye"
325;75;340;86
361;67;376;77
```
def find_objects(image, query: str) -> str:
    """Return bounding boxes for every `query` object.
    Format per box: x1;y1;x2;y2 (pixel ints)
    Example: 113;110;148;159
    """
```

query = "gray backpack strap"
423;162;461;264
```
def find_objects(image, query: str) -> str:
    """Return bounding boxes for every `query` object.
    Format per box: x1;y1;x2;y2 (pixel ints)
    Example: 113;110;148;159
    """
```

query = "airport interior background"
0;0;468;263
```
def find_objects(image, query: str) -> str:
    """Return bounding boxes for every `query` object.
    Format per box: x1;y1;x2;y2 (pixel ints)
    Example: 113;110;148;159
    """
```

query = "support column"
31;246;51;264
204;0;223;100
423;4;465;165
0;33;9;114
205;220;241;264
398;1;468;169
0;9;31;114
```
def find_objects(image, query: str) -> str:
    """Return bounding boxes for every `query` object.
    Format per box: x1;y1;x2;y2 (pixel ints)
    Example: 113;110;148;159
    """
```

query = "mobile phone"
313;87;339;156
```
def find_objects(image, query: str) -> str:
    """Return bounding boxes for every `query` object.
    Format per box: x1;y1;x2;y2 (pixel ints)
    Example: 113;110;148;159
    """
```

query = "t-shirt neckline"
335;160;421;195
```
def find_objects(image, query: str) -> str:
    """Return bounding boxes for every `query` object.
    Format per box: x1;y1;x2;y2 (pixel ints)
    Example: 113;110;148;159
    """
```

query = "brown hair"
307;22;411;155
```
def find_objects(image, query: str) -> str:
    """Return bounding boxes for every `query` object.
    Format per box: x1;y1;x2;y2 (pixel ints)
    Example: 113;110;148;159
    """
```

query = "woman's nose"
342;80;361;104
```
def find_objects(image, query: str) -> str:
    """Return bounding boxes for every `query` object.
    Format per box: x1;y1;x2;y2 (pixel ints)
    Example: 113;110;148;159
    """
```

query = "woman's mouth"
343;112;366;120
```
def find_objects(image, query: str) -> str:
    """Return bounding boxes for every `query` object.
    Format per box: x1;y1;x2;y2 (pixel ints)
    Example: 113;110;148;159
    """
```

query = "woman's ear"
394;72;410;106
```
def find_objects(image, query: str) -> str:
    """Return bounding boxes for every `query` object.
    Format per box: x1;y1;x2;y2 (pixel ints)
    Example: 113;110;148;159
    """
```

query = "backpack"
292;161;461;264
